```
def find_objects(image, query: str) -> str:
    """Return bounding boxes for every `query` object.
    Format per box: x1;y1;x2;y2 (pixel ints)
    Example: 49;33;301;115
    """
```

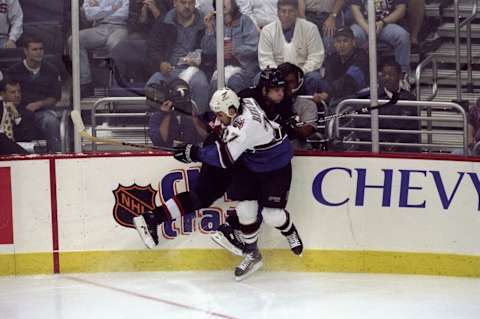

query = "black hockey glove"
282;115;302;129
173;144;199;163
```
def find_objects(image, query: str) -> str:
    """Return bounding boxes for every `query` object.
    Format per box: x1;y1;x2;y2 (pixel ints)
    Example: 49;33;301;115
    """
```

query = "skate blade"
211;232;244;256
133;216;157;249
234;260;263;282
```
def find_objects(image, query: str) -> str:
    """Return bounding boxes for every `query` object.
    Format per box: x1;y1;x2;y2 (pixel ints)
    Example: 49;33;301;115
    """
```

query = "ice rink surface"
1;271;479;319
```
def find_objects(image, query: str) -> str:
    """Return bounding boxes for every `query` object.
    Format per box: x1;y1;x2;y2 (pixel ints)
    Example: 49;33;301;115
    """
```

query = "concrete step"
434;0;479;18
421;86;478;104
419;68;480;85
425;0;443;17
438;22;480;38
431;42;480;62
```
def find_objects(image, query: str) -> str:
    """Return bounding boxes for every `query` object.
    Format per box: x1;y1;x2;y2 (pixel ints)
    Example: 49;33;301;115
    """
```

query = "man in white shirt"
258;0;324;95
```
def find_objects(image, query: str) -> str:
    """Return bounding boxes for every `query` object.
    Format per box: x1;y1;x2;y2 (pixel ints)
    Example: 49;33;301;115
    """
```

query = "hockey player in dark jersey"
211;64;312;256
134;87;303;281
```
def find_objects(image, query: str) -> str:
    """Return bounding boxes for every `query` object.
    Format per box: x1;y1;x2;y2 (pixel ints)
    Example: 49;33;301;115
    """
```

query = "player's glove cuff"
173;144;199;163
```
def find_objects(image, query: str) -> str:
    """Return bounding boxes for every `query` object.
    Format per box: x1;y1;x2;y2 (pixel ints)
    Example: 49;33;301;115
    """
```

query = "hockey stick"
70;110;176;152
293;92;400;127
322;92;400;123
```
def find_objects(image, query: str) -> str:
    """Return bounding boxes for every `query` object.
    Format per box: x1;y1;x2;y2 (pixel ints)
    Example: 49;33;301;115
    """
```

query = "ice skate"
285;224;303;256
211;223;245;256
234;249;263;281
133;212;159;249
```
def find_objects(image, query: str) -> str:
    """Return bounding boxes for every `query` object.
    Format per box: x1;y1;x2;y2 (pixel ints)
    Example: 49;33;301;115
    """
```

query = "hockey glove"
173;144;198;163
282;115;302;129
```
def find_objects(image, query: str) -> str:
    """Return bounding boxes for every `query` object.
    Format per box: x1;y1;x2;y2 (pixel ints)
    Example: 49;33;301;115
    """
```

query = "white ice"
1;271;479;319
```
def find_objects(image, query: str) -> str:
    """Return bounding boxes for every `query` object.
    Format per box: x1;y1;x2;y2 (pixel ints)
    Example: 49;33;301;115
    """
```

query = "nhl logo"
112;184;157;228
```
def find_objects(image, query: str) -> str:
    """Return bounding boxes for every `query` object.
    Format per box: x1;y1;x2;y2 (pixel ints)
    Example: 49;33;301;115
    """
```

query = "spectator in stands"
71;0;130;96
301;0;344;55
242;0;278;30
350;0;411;80
111;0;171;85
0;77;27;155
356;61;418;152
127;0;170;37
201;0;259;93
0;0;23;48
240;0;306;30
7;35;62;153
258;0;324;95
277;62;319;149
311;26;368;106
146;0;210;114
146;78;206;147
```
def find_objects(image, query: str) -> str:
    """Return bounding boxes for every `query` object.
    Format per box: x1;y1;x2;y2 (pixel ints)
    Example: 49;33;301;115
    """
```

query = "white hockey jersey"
196;97;293;172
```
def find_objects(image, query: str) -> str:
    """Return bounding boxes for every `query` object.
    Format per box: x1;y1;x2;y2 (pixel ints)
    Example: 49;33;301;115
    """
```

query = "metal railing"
330;99;469;154
473;140;480;155
415;54;438;101
90;97;149;151
454;0;478;101
415;55;439;145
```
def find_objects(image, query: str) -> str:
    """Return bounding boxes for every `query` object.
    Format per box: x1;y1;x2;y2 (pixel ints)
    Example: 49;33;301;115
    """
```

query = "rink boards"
1;152;480;276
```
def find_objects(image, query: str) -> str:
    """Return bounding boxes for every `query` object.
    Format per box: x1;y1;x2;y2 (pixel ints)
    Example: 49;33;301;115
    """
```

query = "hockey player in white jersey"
134;87;303;281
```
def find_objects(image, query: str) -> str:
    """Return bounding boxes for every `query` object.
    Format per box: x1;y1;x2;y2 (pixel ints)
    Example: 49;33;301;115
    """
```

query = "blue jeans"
350;23;411;74
148;67;210;114
69;24;128;85
303;69;327;95
305;12;342;55
34;109;61;152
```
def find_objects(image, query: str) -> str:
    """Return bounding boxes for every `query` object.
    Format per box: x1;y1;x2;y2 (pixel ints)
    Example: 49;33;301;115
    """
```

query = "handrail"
59;109;70;152
90;97;147;151
334;99;469;154
454;0;478;101
473;140;480;155
415;54;438;101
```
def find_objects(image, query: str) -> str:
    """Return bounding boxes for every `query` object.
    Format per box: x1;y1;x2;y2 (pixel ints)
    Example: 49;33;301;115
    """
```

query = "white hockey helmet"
209;87;240;117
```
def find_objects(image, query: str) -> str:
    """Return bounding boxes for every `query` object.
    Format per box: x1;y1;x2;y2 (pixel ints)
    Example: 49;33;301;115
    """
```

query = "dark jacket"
148;111;204;147
146;8;206;70
356;86;419;151
324;47;369;101
146;19;177;69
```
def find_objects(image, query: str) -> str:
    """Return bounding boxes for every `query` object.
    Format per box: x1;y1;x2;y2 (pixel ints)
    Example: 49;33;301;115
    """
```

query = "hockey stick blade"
70;110;176;152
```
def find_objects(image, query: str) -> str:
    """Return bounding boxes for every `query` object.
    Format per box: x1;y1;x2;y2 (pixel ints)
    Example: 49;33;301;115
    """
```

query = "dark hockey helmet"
277;62;304;94
258;67;286;90
169;78;195;114
144;80;170;110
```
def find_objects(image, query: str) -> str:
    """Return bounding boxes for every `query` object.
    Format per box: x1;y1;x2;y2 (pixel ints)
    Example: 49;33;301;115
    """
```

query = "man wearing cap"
312;26;369;105
146;79;206;148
